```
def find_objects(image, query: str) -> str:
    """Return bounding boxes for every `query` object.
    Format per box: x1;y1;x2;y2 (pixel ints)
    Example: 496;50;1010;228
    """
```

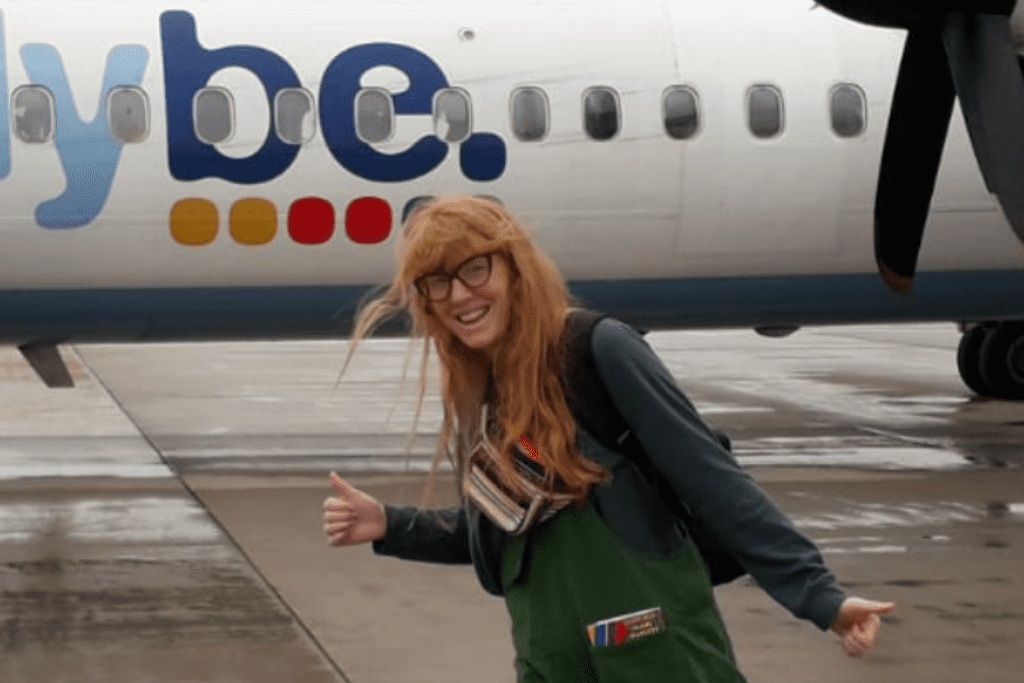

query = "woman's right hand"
830;597;897;657
323;471;387;546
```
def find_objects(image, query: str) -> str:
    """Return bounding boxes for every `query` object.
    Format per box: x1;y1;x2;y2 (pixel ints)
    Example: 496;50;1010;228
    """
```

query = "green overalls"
502;501;747;683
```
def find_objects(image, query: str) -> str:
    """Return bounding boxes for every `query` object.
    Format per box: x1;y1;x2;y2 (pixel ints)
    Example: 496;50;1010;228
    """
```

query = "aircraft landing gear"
957;322;1024;400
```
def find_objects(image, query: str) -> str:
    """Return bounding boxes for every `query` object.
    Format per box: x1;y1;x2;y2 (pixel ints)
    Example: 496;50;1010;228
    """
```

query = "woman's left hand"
830;597;897;657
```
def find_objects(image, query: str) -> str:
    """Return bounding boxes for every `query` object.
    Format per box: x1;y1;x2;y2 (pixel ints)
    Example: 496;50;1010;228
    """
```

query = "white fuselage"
0;0;1021;341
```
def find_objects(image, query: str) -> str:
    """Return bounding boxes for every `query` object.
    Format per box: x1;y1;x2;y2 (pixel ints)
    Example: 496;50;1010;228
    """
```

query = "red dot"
346;197;392;244
289;197;335;245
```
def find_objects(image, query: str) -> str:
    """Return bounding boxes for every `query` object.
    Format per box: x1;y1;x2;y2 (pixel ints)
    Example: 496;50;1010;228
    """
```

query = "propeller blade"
942;12;1024;245
816;3;1023;292
874;28;956;294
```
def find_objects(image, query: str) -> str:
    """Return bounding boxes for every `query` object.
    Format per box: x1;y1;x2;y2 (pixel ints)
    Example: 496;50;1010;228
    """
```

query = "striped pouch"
463;405;574;535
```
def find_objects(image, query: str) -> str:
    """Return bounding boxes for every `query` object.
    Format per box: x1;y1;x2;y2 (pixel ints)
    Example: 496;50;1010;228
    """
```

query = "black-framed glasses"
415;252;496;301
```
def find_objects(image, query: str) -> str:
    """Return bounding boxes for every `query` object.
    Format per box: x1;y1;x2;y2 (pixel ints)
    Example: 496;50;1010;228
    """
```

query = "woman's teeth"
457;307;489;324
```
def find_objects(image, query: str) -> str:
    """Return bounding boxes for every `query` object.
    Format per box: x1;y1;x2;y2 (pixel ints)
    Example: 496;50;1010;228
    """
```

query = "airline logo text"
0;10;507;236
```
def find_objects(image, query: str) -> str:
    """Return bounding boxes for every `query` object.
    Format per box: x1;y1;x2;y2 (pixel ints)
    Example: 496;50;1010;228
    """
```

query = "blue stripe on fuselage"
1;271;1023;344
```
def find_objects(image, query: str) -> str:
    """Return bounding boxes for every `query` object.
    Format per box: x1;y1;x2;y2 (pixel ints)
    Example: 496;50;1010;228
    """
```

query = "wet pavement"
0;479;340;683
0;345;342;683
1;324;1023;682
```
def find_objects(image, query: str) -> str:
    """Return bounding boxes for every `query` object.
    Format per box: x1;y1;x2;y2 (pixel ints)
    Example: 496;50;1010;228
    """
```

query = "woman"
323;195;895;681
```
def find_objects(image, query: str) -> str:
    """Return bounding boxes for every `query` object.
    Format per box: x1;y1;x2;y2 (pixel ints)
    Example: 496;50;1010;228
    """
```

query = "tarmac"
2;324;1023;683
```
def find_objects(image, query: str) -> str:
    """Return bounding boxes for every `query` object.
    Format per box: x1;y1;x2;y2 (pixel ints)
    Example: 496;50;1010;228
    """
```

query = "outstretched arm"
590;319;898;648
590;319;845;629
323;471;473;564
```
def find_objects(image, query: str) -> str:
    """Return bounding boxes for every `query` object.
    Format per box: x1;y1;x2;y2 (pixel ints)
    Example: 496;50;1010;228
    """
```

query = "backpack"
559;309;746;586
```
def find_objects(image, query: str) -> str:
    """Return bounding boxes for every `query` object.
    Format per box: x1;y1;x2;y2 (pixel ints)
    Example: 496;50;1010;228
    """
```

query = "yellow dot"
170;198;218;246
230;198;277;245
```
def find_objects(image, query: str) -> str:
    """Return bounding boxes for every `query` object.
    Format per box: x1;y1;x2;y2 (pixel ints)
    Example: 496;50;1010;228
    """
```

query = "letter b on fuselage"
161;10;300;183
160;11;505;186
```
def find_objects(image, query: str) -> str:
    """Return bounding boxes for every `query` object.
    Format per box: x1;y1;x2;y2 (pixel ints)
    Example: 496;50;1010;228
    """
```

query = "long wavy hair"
341;195;606;502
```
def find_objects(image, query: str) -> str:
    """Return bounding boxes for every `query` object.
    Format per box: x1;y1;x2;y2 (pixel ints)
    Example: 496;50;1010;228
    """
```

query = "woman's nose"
449;277;472;301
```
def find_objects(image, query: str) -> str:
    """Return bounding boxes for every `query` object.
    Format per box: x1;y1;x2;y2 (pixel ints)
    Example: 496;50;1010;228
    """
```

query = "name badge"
586;606;666;647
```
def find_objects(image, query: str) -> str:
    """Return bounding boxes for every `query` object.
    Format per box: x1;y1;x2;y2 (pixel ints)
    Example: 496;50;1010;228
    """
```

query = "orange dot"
230;198;277;245
170;198;218;246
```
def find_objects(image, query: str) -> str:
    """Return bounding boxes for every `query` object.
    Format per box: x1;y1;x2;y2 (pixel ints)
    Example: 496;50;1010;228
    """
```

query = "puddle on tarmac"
695;402;775;416
790;499;982;530
0;497;223;545
737;446;972;471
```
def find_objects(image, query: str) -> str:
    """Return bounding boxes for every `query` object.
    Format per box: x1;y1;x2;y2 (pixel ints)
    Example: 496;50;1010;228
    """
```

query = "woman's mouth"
455;306;490;326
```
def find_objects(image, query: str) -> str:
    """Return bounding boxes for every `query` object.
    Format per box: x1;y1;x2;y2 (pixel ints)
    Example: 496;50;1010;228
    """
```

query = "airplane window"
355;88;393;144
747;85;783;138
511;87;549;142
12;86;55;143
276;88;316;145
583;87;619;141
108;86;149;144
433;89;471;143
194;87;233;144
663;86;700;139
830;84;866;138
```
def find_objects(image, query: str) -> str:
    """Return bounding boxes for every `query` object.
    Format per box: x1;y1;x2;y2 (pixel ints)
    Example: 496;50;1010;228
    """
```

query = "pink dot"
289;197;335;245
346;197;392;244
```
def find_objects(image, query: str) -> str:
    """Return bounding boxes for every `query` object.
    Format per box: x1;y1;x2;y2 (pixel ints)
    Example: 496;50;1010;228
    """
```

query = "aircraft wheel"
956;324;992;396
978;322;1024;400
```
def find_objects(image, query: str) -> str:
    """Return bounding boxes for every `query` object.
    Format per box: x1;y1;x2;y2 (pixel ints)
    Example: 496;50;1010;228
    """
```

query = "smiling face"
428;250;514;357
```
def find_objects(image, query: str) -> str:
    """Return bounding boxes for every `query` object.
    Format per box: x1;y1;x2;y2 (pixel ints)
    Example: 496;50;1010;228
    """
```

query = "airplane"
1;0;1023;401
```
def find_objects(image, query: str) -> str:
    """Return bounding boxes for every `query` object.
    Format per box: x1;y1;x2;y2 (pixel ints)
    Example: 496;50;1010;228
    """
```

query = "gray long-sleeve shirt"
373;318;846;631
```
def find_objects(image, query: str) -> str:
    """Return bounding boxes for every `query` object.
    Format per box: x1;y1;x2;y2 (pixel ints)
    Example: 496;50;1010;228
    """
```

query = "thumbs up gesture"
831;597;897;657
323;471;387;546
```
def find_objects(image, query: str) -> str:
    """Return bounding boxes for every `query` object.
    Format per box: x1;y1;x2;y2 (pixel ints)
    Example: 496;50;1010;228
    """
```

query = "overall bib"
502;501;747;683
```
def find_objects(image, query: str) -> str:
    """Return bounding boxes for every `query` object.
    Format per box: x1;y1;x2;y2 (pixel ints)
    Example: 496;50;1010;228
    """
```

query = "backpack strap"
560;309;732;470
560;310;680;514
560;310;635;452
558;309;745;585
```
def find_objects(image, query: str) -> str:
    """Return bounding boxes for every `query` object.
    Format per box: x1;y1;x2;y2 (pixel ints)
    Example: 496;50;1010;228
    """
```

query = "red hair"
342;195;605;502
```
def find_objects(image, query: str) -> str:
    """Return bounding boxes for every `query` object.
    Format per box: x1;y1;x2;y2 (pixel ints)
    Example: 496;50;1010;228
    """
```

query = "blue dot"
403;195;435;224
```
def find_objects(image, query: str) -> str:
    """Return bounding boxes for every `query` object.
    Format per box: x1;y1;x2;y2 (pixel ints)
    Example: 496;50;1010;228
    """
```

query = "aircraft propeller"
816;2;1024;293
